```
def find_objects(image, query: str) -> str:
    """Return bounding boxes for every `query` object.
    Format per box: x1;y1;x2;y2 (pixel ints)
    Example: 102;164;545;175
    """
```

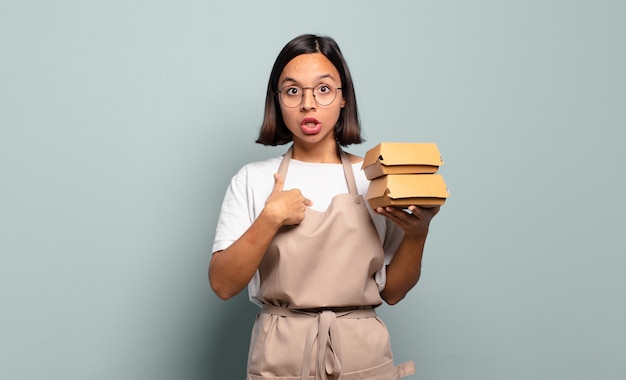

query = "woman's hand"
263;173;312;226
375;205;440;239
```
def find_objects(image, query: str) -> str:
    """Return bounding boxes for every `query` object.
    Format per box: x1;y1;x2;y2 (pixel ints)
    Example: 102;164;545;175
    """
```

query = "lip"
300;117;322;135
301;117;321;125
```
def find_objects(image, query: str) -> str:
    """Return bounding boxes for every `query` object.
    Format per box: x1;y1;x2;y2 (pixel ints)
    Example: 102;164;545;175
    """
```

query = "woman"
210;34;439;380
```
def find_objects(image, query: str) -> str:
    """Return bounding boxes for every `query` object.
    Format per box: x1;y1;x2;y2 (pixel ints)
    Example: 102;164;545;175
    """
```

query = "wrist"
258;207;285;230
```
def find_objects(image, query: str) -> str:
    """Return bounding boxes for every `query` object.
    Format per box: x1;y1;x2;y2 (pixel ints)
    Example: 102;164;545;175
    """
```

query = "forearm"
380;234;427;305
375;205;439;305
209;211;281;300
210;174;313;300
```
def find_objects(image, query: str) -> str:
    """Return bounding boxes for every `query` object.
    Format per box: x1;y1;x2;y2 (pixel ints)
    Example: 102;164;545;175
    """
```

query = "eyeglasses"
276;84;342;108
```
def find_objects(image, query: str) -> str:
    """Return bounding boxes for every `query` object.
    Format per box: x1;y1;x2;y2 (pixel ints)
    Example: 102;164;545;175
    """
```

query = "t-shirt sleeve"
211;170;254;254
373;216;404;292
211;163;272;307
382;218;404;265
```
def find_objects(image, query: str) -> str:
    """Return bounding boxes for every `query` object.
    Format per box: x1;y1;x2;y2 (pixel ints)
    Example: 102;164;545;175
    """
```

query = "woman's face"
277;53;345;149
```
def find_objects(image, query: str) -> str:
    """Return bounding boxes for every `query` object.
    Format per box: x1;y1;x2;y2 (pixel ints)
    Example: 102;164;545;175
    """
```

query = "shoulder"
224;155;283;202
346;154;369;195
232;155;283;183
344;152;363;165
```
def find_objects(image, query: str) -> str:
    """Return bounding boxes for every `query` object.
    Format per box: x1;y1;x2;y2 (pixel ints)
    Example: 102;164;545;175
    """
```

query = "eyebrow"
281;74;337;85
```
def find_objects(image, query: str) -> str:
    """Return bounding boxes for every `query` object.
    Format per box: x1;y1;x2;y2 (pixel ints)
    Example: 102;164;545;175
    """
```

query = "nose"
301;87;316;110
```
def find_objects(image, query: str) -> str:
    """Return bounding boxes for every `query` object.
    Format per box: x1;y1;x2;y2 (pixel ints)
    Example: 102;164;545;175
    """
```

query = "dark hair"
256;34;363;146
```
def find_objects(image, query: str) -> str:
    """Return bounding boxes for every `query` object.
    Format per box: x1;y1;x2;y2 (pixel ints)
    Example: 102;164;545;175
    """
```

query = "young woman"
210;34;440;380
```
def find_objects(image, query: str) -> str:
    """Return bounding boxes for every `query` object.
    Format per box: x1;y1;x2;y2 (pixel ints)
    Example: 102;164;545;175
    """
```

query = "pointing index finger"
272;173;284;193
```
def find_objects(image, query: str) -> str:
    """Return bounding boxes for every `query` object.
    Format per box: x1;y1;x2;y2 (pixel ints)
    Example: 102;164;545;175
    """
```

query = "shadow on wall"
203;291;259;378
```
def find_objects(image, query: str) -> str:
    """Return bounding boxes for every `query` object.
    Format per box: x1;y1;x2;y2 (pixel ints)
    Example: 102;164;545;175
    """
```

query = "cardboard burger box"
361;142;443;180
365;174;449;209
362;142;449;209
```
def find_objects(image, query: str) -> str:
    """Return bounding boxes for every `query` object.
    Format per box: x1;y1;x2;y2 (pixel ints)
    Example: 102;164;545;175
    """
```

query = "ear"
341;97;346;108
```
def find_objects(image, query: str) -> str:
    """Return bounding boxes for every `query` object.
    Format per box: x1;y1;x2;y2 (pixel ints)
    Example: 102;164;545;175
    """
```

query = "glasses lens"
314;84;337;106
279;86;302;108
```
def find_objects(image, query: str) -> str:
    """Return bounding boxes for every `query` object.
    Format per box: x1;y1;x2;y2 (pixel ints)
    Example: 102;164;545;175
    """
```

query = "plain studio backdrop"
1;1;625;379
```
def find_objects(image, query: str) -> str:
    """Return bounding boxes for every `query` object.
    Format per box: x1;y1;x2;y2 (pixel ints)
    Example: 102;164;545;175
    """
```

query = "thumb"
271;173;284;193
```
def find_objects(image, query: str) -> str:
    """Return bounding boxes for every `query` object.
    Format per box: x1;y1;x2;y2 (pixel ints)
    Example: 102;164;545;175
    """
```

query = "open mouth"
301;118;321;134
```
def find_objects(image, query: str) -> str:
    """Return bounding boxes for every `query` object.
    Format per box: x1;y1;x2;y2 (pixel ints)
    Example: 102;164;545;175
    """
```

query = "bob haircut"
256;34;363;146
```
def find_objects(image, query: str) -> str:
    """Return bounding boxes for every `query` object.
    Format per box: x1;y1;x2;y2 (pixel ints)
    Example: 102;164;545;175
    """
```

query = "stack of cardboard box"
361;142;449;209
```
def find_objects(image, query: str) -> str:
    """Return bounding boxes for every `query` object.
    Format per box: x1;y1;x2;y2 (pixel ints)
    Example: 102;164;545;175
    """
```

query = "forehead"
279;53;341;84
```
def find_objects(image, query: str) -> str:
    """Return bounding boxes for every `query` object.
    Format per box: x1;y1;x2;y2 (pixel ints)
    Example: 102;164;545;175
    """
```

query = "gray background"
1;1;625;379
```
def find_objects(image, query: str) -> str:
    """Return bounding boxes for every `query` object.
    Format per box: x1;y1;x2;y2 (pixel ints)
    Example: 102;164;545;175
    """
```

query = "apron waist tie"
261;305;377;380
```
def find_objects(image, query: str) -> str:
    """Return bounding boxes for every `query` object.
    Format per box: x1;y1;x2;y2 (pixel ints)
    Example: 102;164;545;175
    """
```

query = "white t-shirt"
212;154;404;306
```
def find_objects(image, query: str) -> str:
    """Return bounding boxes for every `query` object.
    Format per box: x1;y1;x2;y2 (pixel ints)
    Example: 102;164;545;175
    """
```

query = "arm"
376;205;440;305
209;173;312;300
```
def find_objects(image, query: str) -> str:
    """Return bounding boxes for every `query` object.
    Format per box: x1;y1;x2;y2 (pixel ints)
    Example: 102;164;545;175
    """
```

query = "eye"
317;84;331;94
285;87;300;96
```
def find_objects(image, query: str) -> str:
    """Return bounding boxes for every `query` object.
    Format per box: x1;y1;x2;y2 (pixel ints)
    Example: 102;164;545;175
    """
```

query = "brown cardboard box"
365;174;449;209
361;142;444;180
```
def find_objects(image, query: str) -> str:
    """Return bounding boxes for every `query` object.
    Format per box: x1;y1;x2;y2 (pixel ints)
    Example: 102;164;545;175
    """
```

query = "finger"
427;205;441;217
374;206;400;216
386;206;426;225
382;211;411;229
409;205;441;218
378;206;406;223
406;205;422;217
303;197;313;207
271;173;284;193
385;206;409;216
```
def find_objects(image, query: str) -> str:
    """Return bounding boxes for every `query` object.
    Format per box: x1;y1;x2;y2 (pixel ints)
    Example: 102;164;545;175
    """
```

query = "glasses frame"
276;84;343;108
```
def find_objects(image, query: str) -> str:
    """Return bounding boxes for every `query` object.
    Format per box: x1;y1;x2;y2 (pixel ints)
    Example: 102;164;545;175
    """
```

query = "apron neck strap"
277;145;358;195
339;149;359;195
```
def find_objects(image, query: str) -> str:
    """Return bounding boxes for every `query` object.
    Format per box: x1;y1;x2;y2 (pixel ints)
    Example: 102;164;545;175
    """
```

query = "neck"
291;141;341;163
